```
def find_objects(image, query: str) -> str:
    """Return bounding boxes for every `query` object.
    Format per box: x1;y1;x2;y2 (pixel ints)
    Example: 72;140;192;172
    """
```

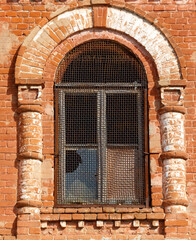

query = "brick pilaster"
159;87;189;240
16;85;43;240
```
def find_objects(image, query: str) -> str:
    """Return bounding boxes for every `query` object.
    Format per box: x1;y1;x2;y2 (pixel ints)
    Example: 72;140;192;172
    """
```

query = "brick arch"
15;6;186;86
43;29;157;87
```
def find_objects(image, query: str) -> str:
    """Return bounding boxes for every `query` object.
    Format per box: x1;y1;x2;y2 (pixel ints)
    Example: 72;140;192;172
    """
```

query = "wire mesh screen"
106;148;138;203
55;40;147;205
106;94;138;144
56;41;147;85
64;94;98;203
65;94;97;144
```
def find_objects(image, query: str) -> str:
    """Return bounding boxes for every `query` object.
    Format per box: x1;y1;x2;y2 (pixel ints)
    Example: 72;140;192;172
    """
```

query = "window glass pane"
65;94;97;144
65;149;98;203
106;93;138;144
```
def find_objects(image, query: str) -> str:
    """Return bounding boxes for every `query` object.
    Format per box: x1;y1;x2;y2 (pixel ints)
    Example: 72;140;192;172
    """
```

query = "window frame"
55;86;149;207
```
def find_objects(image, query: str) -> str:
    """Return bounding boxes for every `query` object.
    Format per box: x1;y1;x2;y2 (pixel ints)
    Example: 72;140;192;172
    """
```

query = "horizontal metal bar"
144;152;159;155
55;83;144;88
64;144;98;147
107;144;139;147
105;89;140;94
55;203;146;208
61;89;98;94
57;89;142;95
64;146;98;150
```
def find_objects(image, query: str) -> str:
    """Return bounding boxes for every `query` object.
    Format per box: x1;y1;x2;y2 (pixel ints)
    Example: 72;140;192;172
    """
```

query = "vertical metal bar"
97;91;101;203
144;89;150;207
54;88;58;204
100;90;107;203
137;89;144;205
58;90;66;204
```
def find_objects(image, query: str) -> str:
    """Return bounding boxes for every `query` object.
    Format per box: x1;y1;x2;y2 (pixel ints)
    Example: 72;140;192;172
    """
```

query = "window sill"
40;207;165;222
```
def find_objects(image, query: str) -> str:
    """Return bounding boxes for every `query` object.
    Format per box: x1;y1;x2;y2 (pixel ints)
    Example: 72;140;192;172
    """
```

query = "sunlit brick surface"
0;0;195;239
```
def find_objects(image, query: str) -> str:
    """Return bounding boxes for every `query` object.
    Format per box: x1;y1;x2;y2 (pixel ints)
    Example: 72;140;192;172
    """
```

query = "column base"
17;207;41;240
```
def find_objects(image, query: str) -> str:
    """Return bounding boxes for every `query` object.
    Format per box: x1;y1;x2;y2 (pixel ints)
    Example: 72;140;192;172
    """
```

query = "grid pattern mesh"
56;41;147;85
55;40;147;205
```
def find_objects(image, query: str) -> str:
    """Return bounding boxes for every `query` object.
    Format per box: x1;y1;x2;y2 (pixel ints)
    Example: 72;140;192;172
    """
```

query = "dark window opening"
55;40;148;206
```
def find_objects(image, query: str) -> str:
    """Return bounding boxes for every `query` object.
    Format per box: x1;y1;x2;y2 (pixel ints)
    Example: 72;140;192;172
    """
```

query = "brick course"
0;0;195;239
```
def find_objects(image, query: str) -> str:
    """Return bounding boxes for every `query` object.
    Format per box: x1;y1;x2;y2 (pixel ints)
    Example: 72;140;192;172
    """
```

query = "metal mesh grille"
55;40;147;205
65;94;97;144
106;94;138;144
56;41;147;85
106;148;137;203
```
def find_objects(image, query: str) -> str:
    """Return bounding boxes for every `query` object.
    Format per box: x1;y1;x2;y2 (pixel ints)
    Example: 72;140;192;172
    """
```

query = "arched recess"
15;5;188;240
15;6;186;86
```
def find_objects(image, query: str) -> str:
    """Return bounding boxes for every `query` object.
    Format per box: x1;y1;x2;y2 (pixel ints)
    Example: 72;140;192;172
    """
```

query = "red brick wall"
0;0;195;239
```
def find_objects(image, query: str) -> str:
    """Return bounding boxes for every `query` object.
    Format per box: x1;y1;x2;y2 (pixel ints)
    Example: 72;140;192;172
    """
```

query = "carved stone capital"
160;86;184;107
18;85;42;106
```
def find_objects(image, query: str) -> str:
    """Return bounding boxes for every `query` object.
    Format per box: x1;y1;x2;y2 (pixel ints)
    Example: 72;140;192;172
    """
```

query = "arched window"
55;40;148;206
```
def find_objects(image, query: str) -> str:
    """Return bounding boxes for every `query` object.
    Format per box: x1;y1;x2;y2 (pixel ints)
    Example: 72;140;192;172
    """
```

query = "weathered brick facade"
0;0;195;239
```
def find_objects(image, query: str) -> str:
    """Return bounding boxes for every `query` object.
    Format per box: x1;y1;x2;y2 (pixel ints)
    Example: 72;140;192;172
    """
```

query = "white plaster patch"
106;7;180;81
150;158;157;173
165;205;187;213
151;174;162;186
45;103;54;116
33;28;44;42
160;112;185;152
57;10;75;21
149;122;157;135
191;51;196;62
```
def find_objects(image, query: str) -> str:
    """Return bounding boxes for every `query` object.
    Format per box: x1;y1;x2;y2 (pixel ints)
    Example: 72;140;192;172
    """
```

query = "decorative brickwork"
14;5;188;239
15;6;184;86
0;0;195;239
